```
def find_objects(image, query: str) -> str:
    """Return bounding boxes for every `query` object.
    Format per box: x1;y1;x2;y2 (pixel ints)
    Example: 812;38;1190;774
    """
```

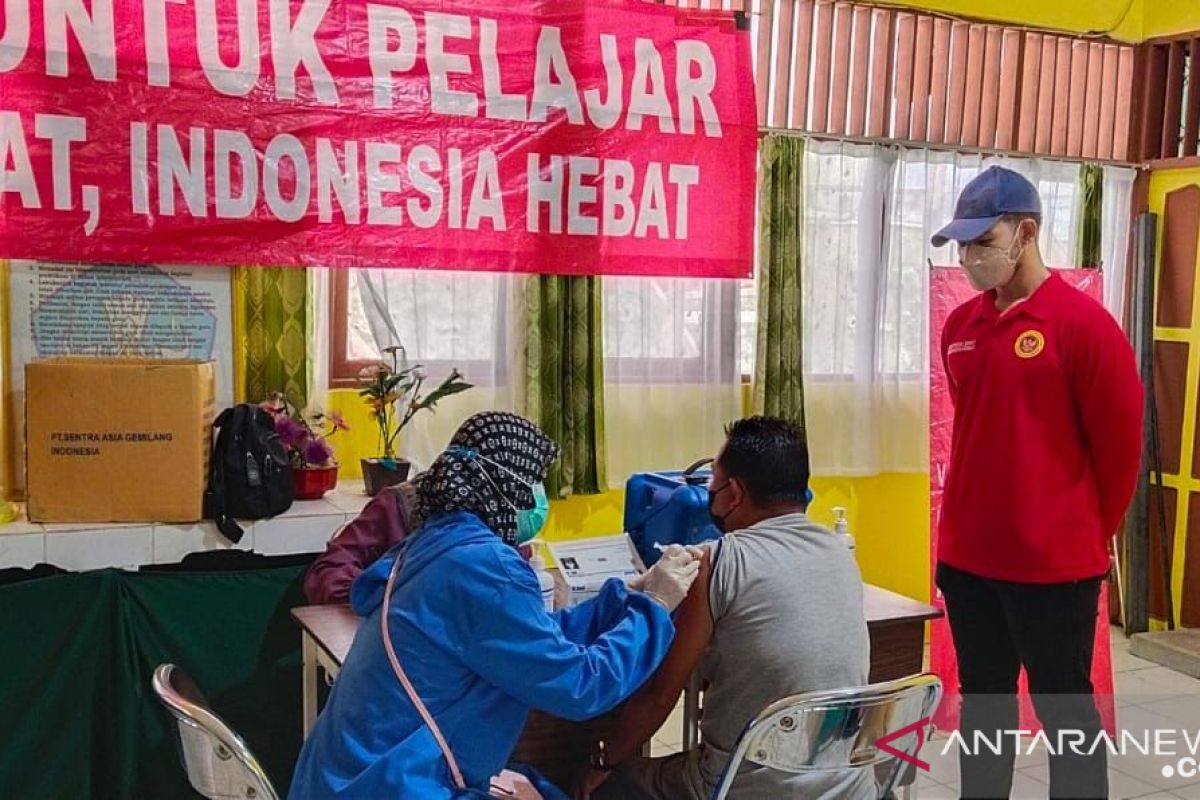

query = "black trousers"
935;562;1107;800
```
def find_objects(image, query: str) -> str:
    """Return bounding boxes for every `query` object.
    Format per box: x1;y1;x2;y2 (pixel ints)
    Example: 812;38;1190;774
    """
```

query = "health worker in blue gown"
288;411;699;799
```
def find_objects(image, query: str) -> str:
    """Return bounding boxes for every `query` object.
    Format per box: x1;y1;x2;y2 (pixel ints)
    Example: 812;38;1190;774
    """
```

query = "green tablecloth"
0;556;311;799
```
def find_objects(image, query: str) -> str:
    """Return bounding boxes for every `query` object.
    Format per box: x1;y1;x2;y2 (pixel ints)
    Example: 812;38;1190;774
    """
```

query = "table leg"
302;632;318;737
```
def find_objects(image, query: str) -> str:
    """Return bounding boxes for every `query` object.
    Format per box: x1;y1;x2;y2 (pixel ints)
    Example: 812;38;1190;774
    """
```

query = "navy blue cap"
931;166;1042;247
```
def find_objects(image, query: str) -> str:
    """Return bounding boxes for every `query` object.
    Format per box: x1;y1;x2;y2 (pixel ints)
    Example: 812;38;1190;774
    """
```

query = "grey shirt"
686;512;874;799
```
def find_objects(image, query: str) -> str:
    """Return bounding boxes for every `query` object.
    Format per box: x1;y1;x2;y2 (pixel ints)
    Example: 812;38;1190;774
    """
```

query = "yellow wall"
330;383;933;602
543;490;628;541
535;473;932;602
1142;2;1200;40
538;473;932;603
882;0;1200;43
810;473;932;602
327;389;380;479
537;473;932;600
876;0;1143;42
527;473;931;601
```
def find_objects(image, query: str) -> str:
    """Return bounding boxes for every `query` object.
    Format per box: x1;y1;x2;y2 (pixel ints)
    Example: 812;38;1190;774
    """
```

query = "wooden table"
863;584;944;681
292;604;358;735
291;584;940;787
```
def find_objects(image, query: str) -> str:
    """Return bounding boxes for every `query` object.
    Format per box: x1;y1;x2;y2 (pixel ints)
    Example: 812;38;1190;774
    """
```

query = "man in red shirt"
933;166;1143;799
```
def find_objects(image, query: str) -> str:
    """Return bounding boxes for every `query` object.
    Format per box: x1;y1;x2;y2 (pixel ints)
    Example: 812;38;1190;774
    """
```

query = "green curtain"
0;564;308;799
1076;164;1104;269
524;276;607;498
236;266;309;409
752;135;807;429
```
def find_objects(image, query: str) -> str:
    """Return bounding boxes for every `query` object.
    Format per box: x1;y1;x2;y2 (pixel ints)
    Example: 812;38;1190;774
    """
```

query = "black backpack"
204;404;294;542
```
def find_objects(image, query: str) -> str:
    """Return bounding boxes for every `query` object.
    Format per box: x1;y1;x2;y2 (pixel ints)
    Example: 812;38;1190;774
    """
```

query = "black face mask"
708;481;731;533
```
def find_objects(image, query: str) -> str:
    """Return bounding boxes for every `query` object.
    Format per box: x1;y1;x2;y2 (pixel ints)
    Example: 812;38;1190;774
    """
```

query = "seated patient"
303;479;419;605
583;416;873;800
288;411;700;800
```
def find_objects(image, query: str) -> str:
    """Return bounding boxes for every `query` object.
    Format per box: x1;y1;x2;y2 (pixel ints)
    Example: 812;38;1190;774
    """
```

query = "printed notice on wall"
7;260;234;493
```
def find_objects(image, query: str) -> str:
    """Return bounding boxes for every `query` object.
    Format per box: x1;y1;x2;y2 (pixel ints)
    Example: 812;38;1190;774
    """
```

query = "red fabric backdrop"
929;267;1116;734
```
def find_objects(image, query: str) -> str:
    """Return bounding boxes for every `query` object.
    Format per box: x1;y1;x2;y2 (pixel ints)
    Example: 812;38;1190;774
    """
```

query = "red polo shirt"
939;272;1144;583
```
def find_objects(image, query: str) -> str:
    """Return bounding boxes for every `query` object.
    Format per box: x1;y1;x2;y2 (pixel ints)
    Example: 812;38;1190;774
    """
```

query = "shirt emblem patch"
1015;330;1045;359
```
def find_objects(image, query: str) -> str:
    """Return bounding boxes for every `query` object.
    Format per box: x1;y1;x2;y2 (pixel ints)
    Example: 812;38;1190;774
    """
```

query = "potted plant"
261;393;349;500
358;345;473;496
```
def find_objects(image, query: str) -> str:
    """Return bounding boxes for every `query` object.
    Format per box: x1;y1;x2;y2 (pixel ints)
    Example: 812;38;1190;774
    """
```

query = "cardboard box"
25;359;216;523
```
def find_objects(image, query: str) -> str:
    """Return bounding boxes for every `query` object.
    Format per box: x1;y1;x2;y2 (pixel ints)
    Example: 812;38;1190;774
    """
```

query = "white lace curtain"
602;277;742;484
347;270;740;484
335;144;1134;481
351;269;524;470
1101;166;1137;324
801;140;1132;476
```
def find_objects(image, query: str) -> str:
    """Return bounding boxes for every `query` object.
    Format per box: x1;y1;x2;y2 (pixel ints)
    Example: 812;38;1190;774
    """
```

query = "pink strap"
382;552;468;790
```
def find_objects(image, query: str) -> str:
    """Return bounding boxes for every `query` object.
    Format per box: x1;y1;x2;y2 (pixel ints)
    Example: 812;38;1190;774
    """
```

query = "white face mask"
960;227;1026;292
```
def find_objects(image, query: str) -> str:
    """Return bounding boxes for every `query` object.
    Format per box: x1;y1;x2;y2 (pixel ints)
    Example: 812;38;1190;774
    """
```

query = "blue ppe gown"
288;511;675;799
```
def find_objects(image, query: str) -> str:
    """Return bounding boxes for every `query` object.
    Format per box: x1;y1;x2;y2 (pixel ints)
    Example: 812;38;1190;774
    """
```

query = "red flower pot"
294;465;339;500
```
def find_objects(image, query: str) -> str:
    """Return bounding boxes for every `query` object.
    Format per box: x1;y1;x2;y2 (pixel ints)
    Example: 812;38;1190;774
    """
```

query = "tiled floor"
652;627;1200;799
916;627;1200;799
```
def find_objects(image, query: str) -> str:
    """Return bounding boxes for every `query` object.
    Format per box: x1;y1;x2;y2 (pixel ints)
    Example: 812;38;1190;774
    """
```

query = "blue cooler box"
624;461;720;568
624;461;816;567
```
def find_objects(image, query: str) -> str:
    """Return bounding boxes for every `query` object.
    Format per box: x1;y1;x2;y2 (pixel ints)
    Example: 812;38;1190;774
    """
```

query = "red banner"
0;0;755;276
929;267;1116;734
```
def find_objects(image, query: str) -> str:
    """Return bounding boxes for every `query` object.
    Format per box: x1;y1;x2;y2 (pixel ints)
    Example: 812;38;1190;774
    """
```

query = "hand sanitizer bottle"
832;507;856;553
529;542;556;612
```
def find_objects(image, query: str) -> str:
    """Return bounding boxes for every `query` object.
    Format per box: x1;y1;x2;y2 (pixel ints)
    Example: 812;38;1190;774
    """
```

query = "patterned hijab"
417;412;559;546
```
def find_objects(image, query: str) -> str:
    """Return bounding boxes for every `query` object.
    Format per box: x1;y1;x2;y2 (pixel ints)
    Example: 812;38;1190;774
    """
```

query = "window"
799;142;1082;382
602;277;742;384
802;145;879;378
327;148;1085;392
331;271;750;387
885;159;939;376
329;269;509;388
738;279;757;378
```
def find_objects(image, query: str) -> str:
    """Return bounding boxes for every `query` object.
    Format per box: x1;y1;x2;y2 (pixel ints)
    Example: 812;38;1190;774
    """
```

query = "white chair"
710;673;943;800
151;663;281;800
